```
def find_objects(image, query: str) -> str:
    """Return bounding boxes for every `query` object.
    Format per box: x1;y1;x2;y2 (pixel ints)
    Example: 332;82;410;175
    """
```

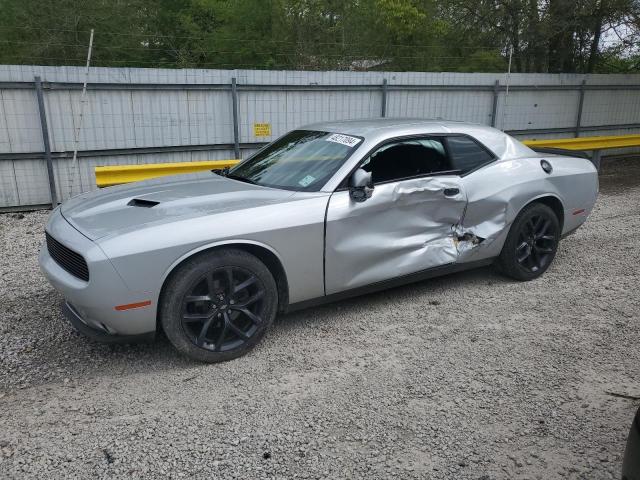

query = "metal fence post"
381;78;388;117
591;149;602;172
575;79;586;137
490;80;500;127
231;77;241;159
34;76;58;208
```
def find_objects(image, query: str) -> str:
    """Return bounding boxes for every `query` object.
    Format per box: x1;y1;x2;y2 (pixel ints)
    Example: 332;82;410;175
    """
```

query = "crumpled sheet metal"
323;149;581;293
390;175;510;262
457;159;554;261
325;176;467;294
454;197;510;262
324;170;524;293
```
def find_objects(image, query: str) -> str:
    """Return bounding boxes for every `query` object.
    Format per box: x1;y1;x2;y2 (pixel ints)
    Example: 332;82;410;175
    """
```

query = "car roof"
301;118;535;160
303;118;468;136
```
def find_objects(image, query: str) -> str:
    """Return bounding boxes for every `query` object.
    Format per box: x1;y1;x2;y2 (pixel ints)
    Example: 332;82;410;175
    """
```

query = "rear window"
446;136;495;174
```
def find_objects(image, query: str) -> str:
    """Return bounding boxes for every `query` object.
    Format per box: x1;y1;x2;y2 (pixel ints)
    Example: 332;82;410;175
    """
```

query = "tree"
0;0;636;72
0;0;156;66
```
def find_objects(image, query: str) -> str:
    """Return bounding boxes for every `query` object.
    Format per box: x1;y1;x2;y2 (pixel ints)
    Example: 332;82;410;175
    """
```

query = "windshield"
227;130;362;191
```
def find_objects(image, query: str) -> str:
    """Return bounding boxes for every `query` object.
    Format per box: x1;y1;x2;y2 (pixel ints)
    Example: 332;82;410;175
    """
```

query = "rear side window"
446;136;494;174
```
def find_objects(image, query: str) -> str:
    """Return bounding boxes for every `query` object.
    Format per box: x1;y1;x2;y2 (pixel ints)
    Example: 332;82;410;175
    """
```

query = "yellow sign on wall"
253;123;271;137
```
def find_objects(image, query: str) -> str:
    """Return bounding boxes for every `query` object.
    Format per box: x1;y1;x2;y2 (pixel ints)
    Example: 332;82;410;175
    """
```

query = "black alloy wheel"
181;266;266;352
514;214;557;273
160;249;278;363
496;202;560;281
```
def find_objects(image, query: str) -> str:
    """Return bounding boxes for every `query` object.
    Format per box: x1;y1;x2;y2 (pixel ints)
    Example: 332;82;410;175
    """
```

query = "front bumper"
63;301;155;344
39;208;157;336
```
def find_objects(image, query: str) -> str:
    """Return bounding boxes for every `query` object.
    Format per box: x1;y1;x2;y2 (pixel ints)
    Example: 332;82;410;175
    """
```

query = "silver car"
39;119;599;362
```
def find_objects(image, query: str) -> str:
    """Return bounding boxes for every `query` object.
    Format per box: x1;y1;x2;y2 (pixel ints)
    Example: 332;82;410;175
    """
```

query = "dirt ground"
0;158;638;479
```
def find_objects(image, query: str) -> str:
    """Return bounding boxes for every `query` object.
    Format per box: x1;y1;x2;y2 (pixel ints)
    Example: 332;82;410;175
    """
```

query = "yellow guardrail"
95;134;640;187
95;159;240;188
523;134;640;151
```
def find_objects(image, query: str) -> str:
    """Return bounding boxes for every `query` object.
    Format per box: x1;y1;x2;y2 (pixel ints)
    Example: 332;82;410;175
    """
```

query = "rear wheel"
496;203;560;281
160;249;278;363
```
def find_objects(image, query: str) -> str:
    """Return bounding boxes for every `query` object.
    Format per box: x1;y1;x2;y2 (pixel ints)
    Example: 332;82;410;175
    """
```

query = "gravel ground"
0;158;639;479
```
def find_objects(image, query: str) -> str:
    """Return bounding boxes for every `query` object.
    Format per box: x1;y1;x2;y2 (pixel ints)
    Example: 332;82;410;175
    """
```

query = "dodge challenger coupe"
40;119;598;362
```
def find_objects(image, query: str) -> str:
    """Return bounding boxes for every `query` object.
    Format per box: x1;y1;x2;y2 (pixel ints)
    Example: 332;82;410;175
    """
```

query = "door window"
446;136;495;174
361;138;454;184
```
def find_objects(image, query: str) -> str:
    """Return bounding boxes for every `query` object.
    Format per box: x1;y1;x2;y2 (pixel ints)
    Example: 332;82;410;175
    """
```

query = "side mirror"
349;168;374;202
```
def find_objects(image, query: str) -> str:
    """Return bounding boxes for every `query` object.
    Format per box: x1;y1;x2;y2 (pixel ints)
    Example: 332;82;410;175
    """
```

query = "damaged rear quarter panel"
458;156;585;262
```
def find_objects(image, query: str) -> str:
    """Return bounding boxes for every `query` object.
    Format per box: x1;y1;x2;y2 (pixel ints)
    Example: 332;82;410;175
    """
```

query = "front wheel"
160;249;278;363
496;203;560;281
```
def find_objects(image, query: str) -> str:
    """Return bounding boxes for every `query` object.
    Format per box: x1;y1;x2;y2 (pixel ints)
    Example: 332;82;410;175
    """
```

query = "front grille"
46;232;89;281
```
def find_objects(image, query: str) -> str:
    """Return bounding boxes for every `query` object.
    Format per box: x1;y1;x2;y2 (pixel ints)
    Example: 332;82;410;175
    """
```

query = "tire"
160;249;278;363
496;202;561;281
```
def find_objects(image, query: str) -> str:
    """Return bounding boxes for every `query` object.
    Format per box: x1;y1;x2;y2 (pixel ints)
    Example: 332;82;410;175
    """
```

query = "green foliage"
456;50;508;73
0;0;636;72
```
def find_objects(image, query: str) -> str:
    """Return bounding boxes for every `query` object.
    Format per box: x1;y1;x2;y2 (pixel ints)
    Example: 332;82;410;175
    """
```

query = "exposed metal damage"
453;228;486;254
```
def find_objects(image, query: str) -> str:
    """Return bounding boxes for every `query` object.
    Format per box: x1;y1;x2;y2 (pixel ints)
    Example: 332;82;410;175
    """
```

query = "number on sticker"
326;133;361;148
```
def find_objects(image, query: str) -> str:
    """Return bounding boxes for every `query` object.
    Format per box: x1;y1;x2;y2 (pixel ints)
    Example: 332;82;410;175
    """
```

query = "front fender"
157;238;288;291
97;192;330;308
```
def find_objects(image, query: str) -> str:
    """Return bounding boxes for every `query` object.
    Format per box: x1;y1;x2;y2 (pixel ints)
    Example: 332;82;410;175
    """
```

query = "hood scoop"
127;198;160;208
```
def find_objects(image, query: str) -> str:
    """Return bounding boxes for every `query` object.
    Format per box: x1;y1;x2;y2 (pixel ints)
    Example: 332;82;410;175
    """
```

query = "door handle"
443;188;460;197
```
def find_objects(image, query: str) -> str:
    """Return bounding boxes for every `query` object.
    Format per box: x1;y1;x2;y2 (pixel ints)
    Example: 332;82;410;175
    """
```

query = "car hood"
60;173;296;240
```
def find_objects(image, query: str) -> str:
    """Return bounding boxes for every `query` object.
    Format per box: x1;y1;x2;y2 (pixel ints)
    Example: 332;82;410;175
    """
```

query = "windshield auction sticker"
298;175;316;187
326;133;361;148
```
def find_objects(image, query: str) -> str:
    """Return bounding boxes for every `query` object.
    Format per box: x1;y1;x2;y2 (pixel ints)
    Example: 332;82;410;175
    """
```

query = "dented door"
324;175;467;295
